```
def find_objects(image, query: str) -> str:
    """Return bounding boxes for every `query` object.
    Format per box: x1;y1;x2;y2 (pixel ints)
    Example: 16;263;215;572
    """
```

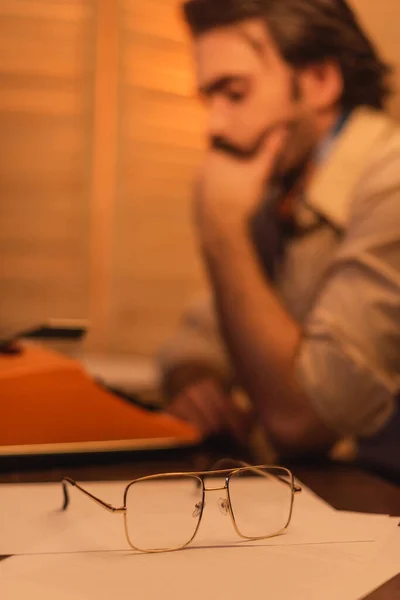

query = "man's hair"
183;0;392;110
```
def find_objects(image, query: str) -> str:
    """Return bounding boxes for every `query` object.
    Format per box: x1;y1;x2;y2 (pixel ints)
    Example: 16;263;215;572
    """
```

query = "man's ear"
298;61;343;112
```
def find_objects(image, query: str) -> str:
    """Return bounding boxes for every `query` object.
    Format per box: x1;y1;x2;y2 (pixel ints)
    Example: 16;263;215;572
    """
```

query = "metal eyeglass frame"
61;458;302;554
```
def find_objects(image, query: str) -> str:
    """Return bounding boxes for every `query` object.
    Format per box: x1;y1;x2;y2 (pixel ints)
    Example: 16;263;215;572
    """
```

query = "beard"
272;120;315;190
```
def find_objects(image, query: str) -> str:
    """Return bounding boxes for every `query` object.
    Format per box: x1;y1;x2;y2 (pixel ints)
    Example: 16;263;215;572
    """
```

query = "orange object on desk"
0;344;200;455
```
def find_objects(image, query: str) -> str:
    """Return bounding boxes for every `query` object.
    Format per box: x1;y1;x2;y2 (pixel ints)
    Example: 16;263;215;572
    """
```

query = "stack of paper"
0;479;399;599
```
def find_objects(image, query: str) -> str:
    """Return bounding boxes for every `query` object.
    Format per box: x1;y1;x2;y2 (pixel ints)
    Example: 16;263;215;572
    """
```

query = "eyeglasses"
61;458;302;553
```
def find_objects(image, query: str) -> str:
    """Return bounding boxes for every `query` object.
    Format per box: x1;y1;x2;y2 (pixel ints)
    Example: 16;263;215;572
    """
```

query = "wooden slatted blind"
109;0;207;355
0;0;94;331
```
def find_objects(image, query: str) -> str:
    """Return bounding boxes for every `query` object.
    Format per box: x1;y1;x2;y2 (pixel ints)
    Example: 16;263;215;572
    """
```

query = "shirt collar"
315;111;350;164
305;107;393;230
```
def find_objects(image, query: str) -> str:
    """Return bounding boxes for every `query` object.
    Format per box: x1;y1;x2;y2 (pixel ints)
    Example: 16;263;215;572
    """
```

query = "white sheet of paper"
0;480;396;556
1;530;399;600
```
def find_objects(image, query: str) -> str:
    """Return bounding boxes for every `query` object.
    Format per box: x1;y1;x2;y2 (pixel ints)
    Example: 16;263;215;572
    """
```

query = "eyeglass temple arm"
209;458;302;493
61;477;125;513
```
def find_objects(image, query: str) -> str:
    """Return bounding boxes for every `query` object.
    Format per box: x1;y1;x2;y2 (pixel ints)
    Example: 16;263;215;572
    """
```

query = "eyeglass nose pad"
192;501;203;518
218;497;229;516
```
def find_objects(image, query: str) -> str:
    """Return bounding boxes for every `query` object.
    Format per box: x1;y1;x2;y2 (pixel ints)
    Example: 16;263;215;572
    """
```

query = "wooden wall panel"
83;0;120;351
0;1;94;332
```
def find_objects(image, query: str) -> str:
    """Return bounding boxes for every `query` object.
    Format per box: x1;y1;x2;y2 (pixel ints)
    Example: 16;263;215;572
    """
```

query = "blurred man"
159;0;400;475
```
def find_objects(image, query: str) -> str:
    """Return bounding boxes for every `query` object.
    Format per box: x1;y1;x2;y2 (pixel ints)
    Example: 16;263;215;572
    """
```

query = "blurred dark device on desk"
0;318;87;352
0;342;200;459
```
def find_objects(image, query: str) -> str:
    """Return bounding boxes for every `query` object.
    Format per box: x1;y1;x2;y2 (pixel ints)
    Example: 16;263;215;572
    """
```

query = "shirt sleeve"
295;172;400;438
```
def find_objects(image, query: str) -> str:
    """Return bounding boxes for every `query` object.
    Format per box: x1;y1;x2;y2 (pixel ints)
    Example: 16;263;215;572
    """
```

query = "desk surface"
1;451;399;599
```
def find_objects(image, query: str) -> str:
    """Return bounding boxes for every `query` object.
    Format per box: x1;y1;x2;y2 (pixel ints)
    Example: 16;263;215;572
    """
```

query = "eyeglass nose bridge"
192;478;230;518
204;484;227;492
203;476;229;493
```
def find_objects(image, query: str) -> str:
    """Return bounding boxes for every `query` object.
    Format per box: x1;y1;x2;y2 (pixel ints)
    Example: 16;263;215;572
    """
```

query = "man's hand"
165;378;254;445
195;125;289;232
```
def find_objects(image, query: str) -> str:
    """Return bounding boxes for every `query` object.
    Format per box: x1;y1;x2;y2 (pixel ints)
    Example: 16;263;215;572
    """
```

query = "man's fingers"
167;384;223;436
167;379;254;443
258;122;291;175
197;380;248;441
184;385;224;434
